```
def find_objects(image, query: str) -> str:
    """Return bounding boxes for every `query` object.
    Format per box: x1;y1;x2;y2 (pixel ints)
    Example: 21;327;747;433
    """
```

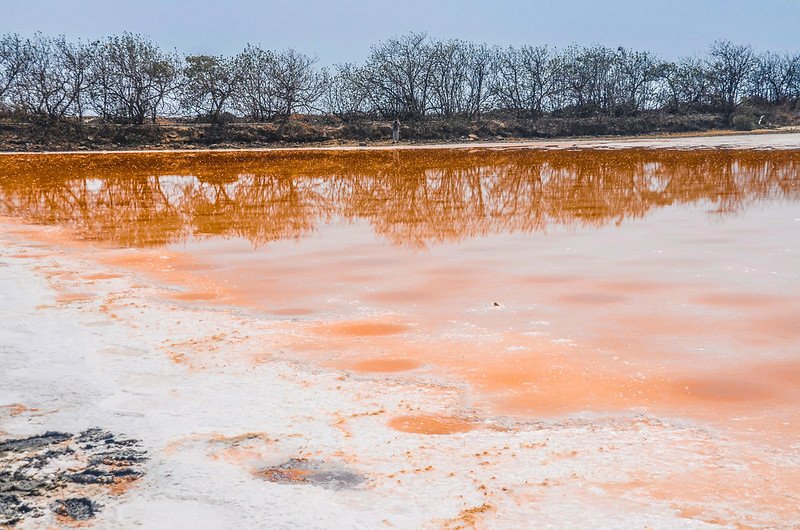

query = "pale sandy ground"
2;133;800;529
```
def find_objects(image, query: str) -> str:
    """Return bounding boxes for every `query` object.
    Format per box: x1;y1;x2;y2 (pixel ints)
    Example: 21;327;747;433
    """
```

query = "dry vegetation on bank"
1;32;799;151
1;107;798;152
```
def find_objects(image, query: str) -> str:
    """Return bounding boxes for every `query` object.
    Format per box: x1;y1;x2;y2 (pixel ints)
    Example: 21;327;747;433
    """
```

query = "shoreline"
1;128;800;157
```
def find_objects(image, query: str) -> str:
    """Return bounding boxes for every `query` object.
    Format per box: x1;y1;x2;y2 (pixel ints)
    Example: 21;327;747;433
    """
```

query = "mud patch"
443;503;496;529
268;307;315;316
0;428;146;526
206;432;277;467
255;458;365;490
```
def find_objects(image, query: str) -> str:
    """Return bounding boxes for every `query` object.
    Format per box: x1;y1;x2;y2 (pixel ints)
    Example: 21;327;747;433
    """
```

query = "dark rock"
68;465;141;485
88;448;148;466
0;428;146;525
0;432;71;454
0;493;35;526
68;468;115;485
52;497;97;520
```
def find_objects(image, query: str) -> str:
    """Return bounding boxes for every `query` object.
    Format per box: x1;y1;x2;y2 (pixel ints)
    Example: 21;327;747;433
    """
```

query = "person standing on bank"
392;117;400;143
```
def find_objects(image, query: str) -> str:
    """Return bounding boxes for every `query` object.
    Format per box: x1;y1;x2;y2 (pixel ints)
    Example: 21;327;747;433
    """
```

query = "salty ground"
1;133;800;528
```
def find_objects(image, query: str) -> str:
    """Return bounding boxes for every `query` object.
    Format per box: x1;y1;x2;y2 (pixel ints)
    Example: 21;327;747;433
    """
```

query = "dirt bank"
0;110;797;153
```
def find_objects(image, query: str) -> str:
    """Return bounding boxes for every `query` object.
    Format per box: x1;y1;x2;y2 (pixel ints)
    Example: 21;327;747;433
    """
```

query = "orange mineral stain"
55;292;95;304
388;414;476;435
313;320;411;337
82;272;123;281
350;358;421;373
170;291;221;302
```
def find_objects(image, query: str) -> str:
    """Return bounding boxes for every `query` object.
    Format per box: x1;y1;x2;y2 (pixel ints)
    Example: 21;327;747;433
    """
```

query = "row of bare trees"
2;32;799;125
329;35;800;120
0;33;325;124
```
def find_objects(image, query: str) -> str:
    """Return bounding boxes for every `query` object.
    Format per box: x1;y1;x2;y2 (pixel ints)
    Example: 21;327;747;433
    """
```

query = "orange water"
2;147;799;444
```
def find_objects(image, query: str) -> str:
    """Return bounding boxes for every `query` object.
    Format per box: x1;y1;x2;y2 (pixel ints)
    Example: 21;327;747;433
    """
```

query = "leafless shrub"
87;33;180;124
181;55;241;125
0;34;31;113
0;32;797;125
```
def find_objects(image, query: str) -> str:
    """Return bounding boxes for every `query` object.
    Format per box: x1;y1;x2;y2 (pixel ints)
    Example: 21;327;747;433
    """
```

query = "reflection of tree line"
0;149;798;247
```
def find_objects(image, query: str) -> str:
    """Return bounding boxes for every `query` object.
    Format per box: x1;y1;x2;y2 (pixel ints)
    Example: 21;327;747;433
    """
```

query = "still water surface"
2;147;799;438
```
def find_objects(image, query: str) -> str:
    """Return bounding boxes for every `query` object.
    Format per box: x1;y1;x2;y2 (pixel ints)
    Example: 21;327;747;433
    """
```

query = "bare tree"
706;40;755;119
13;35;77;121
232;45;280;121
461;43;496;117
493;45;555;116
58;38;93;120
749;51;800;104
557;45;602;112
231;45;326;120
428;40;495;117
357;33;436;118
0;34;31;110
181;55;241;125
664;57;713;111
560;45;623;113
270;49;327;117
324;63;370;121
614;47;667;112
88;33;180;124
1;31;798;127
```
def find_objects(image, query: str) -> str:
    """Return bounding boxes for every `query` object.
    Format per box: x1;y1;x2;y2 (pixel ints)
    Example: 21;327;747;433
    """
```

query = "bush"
732;113;757;130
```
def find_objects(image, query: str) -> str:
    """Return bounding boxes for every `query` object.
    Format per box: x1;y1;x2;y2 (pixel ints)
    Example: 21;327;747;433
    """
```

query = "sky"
1;0;798;65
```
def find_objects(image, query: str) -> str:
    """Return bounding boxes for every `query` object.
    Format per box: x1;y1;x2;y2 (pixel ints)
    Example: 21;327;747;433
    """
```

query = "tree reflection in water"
0;148;797;248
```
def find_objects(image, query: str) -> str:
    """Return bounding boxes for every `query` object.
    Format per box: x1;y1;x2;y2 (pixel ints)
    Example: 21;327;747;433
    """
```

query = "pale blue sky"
1;0;798;64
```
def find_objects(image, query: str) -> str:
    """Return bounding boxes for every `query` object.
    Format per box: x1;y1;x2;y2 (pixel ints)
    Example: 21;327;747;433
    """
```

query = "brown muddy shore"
0;112;798;153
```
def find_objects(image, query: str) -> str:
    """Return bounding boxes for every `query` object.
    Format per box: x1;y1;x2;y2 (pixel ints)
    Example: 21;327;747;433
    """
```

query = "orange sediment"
312;320;411;337
81;272;123;281
350;358;421;373
55;292;96;304
388;414;476;435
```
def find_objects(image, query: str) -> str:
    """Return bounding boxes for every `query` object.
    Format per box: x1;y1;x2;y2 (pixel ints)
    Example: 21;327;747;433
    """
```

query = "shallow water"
2;147;799;440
